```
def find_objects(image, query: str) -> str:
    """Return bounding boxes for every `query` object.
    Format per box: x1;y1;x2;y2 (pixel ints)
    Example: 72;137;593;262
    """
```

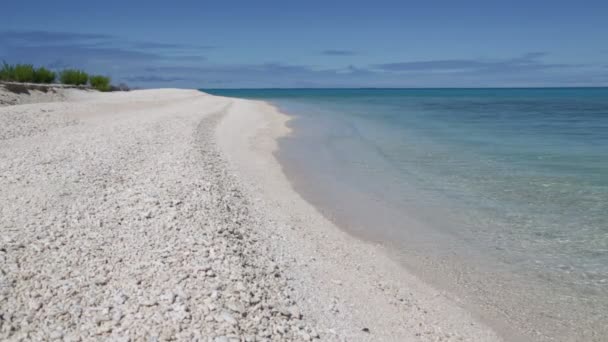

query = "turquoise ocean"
205;88;608;339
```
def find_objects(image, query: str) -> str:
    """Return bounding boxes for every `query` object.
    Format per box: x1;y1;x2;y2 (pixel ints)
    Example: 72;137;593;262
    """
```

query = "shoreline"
266;102;564;342
1;88;500;341
215;96;502;341
223;93;608;342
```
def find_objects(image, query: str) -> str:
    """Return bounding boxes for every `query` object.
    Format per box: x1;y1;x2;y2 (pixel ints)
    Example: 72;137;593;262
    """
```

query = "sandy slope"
0;82;91;107
0;89;501;341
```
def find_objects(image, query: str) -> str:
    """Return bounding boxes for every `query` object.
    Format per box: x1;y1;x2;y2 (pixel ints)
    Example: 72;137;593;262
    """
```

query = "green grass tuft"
1;63;56;84
60;69;89;86
89;75;111;92
0;61;16;81
1;62;38;83
13;64;35;82
33;67;56;83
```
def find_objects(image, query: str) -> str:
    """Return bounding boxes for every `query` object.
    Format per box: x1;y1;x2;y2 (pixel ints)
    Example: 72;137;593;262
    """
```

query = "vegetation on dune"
1;62;37;82
89;75;111;92
1;61;127;91
0;61;15;81
0;63;56;83
60;69;89;86
33;67;56;83
13;64;35;82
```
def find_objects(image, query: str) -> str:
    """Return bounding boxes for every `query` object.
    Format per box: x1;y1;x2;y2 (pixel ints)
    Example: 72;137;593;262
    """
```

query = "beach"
0;88;501;341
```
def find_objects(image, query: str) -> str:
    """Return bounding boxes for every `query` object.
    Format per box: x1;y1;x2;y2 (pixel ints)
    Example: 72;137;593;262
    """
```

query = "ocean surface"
205;88;608;340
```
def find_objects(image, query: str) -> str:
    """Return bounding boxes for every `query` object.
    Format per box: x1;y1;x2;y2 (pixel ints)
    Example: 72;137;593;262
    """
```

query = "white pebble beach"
0;87;502;341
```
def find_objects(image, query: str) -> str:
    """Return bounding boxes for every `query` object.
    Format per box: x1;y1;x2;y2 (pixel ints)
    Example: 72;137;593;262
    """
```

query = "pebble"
221;311;238;325
0;90;321;342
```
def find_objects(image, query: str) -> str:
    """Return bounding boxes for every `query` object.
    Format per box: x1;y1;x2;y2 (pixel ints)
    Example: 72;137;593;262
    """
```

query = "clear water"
205;88;608;340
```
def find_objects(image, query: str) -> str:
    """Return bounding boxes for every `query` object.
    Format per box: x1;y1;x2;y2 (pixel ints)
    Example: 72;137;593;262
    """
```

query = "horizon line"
200;86;608;90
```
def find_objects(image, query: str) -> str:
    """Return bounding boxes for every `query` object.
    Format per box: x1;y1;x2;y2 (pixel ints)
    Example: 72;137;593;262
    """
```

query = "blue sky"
1;0;607;88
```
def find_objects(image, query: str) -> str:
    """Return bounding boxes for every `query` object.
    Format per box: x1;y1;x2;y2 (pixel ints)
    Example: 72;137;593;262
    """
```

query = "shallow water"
205;88;608;340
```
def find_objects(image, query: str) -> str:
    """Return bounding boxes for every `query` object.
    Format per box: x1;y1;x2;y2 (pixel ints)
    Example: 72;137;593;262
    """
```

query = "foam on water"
205;88;608;339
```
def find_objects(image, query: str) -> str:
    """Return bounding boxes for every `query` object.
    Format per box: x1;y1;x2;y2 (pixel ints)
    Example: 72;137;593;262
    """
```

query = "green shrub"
13;64;35;82
1;62;56;83
1;64;115;89
33;67;56;83
89;75;111;92
0;61;15;81
60;69;89;85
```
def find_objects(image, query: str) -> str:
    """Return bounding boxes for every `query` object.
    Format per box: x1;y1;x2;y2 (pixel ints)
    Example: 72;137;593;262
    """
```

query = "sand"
0;82;92;107
0;88;501;341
